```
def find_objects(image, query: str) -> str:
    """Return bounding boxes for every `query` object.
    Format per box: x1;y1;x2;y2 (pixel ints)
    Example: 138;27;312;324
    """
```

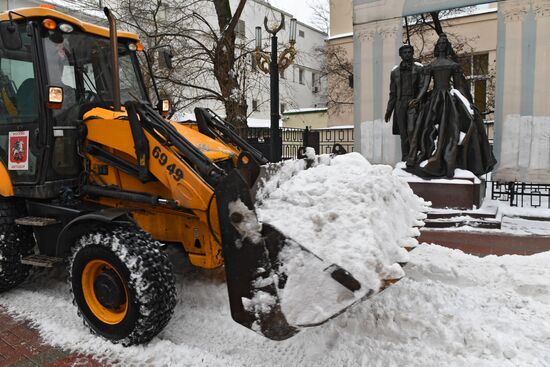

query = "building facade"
328;1;499;127
329;0;550;184
238;0;328;126
1;0;327;128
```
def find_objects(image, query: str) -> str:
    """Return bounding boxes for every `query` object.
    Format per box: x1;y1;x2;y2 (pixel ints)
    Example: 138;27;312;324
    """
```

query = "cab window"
0;38;37;123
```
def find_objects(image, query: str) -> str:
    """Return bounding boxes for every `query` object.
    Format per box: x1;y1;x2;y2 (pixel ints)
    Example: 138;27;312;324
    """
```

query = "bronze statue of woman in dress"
406;33;496;178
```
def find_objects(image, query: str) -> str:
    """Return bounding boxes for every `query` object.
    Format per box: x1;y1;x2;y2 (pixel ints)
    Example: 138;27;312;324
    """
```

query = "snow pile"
1;245;550;366
393;161;481;183
256;152;428;294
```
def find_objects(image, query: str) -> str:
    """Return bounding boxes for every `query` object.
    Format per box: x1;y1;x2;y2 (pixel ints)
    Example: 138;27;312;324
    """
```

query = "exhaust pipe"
104;7;121;112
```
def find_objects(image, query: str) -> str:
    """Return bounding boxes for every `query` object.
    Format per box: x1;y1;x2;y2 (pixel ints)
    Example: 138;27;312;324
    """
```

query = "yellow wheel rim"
81;259;128;325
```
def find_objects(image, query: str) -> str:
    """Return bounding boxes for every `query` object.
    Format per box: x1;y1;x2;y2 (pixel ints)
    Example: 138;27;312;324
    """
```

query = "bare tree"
317;44;353;112
83;0;256;129
405;8;477;63
405;8;494;107
308;0;349;112
307;0;329;34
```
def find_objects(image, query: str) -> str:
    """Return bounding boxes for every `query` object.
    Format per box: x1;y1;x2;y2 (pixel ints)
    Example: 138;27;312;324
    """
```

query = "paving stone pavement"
0;307;105;367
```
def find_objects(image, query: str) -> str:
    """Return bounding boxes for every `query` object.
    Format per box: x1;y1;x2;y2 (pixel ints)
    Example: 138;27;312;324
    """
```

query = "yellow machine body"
81;108;240;269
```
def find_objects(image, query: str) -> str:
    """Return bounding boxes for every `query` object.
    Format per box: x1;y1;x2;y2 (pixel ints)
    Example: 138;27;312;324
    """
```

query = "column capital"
378;22;400;40
355;24;377;41
500;0;530;23
533;1;550;18
354;19;401;41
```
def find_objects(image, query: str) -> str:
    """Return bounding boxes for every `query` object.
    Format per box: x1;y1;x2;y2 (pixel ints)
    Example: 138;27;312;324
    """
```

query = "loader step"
15;217;59;227
21;255;64;268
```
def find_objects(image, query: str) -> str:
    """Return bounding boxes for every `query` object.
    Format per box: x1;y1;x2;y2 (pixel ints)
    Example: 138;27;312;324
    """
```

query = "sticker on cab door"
8;131;29;170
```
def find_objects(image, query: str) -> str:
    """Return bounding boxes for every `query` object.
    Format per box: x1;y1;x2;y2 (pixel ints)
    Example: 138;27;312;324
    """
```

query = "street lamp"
255;15;297;162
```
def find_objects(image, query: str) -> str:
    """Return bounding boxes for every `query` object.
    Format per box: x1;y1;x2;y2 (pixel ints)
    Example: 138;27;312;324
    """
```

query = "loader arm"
81;102;299;338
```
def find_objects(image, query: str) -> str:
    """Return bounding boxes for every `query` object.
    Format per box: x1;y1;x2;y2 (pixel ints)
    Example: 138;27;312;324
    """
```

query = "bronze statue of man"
384;45;424;161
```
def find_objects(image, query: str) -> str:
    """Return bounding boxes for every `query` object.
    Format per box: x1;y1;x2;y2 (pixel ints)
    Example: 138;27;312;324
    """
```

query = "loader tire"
69;226;177;346
0;197;34;293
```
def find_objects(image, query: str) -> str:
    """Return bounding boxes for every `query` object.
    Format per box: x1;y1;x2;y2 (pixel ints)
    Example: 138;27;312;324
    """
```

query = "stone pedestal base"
393;164;486;209
407;179;485;210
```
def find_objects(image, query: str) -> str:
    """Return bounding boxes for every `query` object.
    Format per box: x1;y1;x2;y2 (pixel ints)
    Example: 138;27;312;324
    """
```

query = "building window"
280;103;286;113
299;30;305;38
279;69;285;79
252;99;259;111
311;72;319;93
458;53;490;113
236;19;246;39
298;68;304;84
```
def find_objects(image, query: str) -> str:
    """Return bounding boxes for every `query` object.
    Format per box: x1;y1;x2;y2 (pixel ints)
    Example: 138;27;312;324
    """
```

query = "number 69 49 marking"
152;146;183;181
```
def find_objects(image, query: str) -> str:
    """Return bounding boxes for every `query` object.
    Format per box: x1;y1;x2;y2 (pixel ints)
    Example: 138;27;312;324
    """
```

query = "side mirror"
162;50;173;69
0;21;22;50
158;98;171;117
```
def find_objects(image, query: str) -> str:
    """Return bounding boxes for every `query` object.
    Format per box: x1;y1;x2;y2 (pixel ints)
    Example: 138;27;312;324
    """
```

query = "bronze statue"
385;44;424;161
406;33;496;178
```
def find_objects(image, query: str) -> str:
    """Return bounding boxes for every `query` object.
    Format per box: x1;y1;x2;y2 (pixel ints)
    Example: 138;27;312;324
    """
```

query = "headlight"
59;23;74;33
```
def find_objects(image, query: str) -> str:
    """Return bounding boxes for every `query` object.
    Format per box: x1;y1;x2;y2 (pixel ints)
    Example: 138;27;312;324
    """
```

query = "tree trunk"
212;0;248;130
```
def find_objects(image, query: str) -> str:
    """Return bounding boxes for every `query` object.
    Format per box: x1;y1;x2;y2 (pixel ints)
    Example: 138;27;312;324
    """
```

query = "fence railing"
489;181;550;209
316;128;355;156
243;126;355;160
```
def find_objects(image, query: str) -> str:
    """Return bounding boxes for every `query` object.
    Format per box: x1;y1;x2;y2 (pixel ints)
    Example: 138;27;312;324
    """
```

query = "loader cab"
0;9;149;199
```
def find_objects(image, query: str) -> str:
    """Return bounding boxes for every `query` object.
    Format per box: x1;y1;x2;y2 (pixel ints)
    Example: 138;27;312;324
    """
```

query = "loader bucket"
215;170;373;340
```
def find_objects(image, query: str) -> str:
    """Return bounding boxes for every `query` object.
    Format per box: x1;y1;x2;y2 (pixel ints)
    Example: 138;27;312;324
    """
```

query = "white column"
356;19;405;166
500;0;529;118
356;25;376;161
379;19;402;165
528;0;550;182
532;0;550;117
494;0;531;182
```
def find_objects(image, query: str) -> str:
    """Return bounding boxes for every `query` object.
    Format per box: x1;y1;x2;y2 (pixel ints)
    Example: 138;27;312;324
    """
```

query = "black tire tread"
0;197;34;292
69;225;177;346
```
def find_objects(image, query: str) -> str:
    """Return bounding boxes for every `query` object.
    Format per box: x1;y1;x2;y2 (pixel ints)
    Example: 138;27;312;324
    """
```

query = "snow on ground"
1;153;549;366
1;245;550;367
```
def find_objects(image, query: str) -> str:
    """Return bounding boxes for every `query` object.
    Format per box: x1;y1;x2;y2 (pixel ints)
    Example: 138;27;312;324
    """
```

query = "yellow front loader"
0;6;369;345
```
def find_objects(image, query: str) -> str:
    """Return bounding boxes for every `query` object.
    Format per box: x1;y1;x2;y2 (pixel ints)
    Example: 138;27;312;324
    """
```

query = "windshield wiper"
81;67;104;103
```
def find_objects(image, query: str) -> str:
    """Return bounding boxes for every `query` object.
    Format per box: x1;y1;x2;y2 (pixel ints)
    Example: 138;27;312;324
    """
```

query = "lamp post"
255;15;297;162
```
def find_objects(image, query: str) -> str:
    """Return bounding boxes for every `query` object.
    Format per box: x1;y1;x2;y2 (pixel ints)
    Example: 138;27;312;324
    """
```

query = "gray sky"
267;0;328;31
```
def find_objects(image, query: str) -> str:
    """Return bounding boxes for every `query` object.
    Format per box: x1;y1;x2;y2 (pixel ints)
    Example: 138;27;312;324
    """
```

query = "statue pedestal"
394;163;486;210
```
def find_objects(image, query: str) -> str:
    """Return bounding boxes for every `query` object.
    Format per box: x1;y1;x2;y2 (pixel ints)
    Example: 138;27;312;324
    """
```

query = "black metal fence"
243;126;354;160
489;181;550;208
315;128;355;155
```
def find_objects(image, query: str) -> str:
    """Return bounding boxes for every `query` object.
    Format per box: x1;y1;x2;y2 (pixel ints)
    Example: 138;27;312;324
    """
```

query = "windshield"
42;29;148;121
